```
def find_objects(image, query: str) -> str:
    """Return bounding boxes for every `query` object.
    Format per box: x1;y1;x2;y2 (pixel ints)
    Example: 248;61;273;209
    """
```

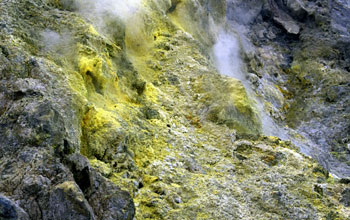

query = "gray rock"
226;0;264;25
331;0;350;40
0;195;29;220
285;0;308;17
86;173;135;220
45;181;96;220
64;154;135;220
340;188;350;207
268;0;301;34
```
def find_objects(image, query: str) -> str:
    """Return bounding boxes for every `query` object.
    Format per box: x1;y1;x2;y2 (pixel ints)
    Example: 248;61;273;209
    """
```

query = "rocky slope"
0;0;350;219
240;0;350;177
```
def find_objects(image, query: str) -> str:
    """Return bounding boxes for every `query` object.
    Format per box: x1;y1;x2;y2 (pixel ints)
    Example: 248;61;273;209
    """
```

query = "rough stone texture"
267;0;301;34
241;0;350;178
340;188;350;207
0;195;29;220
285;0;308;17
0;0;135;219
46;181;95;220
226;0;264;25
331;0;350;41
1;0;350;219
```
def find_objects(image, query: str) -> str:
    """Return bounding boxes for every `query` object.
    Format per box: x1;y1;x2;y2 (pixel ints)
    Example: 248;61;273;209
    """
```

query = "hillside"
1;0;350;219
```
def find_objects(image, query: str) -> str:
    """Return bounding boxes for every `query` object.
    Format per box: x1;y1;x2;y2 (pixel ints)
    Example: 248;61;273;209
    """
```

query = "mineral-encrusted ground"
1;0;350;219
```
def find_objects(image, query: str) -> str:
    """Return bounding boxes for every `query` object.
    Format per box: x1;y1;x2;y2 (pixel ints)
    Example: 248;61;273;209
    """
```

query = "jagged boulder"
266;0;301;34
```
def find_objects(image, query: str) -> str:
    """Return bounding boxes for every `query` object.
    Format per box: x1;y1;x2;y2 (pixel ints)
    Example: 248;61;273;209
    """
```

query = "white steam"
75;0;142;31
41;29;73;55
41;30;62;52
77;0;141;20
213;31;244;80
212;29;290;139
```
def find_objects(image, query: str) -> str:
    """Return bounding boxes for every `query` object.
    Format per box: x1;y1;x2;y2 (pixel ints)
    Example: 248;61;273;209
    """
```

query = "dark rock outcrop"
0;195;29;220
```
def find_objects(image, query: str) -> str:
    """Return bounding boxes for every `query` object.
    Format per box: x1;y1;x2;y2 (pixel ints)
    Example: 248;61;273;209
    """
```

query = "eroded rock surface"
1;0;350;219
